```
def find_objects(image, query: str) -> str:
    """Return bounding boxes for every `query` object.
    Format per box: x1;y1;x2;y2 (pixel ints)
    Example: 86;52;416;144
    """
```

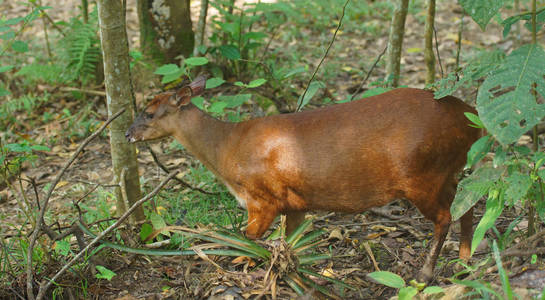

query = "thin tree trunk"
424;0;436;85
137;0;194;64
386;0;409;87
97;0;144;221
194;0;209;57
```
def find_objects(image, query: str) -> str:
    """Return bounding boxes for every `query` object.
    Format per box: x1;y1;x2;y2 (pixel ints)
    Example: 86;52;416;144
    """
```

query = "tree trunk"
386;0;409;87
424;0;436;85
193;0;209;57
137;0;195;64
97;0;144;221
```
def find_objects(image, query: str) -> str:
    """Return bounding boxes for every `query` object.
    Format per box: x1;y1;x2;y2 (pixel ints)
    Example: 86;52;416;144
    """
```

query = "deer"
126;75;480;281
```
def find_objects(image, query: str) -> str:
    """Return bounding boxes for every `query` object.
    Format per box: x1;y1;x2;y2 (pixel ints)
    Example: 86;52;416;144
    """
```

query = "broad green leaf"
139;223;153;242
154;64;180;75
217;94;252;108
423;286;444;294
12;40;28;53
367;271;405;289
161;69;184;84
150;212;170;237
0;26;10;32
471;189;505;255
5;17;24;25
234;81;245;87
283;66;305;79
451;165;504;221
459;0;508;30
95;265;116;281
504;170;531;205
247;78;266;88
191;96;204;109
0;65;14;73
398;286;418;300
493;146;507;167
466;135;493;168
184;57;208;66
242;31;267;42
476;44;545;145
219;45;241;60
209;101;228;113
205;77;225;89
297;81;324;110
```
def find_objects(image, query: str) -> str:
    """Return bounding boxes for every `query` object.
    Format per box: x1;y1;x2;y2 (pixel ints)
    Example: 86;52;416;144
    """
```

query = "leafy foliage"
459;0;508;30
58;6;101;84
476;44;545;145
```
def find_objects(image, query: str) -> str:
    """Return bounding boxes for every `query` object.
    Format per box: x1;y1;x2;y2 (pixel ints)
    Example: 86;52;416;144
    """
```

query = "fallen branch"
26;108;126;300
35;170;180;300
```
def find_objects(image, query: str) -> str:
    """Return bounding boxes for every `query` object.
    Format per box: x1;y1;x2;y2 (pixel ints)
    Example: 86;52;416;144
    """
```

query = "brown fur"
126;77;480;281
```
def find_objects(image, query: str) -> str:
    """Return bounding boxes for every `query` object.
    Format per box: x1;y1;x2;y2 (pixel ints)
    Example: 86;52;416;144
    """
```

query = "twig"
349;45;388;101
433;26;444;78
59;87;106;97
35;170;180;299
146;146;219;195
29;1;66;37
296;0;350;112
455;13;464;70
26;109;126;300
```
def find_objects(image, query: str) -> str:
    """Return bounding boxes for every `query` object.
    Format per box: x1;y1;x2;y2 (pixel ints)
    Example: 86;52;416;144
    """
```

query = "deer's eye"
144;111;154;119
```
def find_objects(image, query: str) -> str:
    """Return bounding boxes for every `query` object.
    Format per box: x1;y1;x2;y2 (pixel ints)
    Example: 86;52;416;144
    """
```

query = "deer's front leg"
245;201;278;239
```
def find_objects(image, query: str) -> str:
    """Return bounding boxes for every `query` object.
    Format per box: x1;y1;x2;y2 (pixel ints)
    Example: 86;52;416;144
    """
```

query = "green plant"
367;271;445;300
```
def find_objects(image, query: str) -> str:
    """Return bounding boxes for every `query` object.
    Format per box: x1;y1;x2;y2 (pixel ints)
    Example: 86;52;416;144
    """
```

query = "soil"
1;0;544;299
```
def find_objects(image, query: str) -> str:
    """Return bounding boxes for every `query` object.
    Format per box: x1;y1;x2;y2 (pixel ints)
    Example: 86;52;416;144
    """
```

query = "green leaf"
0;26;10;32
492;240;513;300
5;17;24;25
493;146;507;167
0;65;14;73
234;81;245;87
209;101;228;113
219;45;241;60
472;189;505;255
0;88;10;96
452;279;501;298
161;69;184;84
242;31;267;42
361;87;392;98
216;94;252;108
297;81;324;110
150;212;170;237
12;40;28;53
283;66;306;79
54;240;71;256
466;135;493;168
191;96;205;110
205;77;225;89
140;223;153;242
184;57;209;66
423;286;444;294
398;286;418;300
504;170;532;204
367;271;405;289
154;64;180;75
451;165;504;220
30;145;50;151
459;0;508;30
0;31;15;40
476;44;545;145
95;265;116;281
464;112;484;129
247;78;266;88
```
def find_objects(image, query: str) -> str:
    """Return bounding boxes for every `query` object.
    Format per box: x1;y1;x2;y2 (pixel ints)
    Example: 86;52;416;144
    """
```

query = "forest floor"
1;0;544;299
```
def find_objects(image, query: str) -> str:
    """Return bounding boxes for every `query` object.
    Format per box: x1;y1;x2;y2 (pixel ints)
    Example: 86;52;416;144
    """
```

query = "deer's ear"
172;86;192;107
188;75;207;96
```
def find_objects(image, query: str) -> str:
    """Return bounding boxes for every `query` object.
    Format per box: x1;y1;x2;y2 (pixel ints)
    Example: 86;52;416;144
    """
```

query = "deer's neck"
169;105;233;176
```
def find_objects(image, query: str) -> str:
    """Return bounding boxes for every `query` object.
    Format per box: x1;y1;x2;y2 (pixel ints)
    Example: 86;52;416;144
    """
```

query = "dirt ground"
1;0;544;299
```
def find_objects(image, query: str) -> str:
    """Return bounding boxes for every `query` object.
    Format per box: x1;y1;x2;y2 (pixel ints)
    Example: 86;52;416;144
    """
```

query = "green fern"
58;6;101;84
